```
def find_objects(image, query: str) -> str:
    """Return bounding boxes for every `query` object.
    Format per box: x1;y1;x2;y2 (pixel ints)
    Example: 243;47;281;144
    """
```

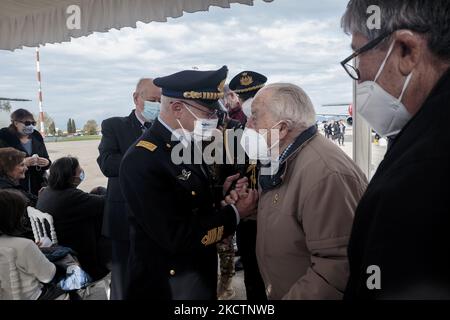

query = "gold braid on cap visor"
233;84;265;94
183;91;224;100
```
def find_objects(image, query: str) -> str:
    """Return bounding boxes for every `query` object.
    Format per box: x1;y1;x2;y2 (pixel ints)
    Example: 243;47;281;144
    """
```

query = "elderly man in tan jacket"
228;83;367;300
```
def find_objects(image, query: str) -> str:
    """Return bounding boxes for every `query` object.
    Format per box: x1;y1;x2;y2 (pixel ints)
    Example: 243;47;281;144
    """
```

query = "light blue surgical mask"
142;101;160;121
73;170;85;188
79;170;85;182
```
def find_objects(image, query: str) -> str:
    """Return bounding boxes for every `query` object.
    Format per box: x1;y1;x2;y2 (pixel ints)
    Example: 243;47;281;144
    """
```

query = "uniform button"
166;143;171;148
192;191;196;196
169;269;176;276
212;203;216;208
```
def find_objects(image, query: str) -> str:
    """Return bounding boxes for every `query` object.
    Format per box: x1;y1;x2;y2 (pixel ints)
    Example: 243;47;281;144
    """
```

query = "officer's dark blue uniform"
119;66;238;300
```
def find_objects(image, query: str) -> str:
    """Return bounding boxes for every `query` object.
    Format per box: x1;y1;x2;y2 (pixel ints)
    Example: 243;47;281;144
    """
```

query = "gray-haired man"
341;0;450;299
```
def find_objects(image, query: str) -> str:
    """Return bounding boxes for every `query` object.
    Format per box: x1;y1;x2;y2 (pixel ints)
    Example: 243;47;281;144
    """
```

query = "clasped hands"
221;173;259;219
24;155;49;167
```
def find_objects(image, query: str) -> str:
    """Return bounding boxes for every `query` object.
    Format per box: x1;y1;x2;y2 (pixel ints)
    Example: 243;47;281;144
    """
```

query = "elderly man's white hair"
261;83;316;130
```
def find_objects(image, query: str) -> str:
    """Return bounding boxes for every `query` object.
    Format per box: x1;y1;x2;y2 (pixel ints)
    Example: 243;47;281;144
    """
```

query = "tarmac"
44;130;387;300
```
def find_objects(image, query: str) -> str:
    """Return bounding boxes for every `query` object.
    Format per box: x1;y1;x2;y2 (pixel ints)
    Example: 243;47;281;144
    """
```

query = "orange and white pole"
36;47;45;136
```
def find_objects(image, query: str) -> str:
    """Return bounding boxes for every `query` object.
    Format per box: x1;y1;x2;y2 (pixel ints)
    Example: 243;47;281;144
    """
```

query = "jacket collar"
0;128;30;153
129;109;144;128
149;119;212;183
259;126;318;192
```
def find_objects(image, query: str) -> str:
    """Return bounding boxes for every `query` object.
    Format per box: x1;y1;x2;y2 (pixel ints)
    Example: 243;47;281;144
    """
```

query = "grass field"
45;135;101;143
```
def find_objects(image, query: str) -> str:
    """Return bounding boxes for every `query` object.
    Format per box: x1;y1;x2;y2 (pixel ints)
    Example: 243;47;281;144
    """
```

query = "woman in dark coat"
0;109;51;196
0;147;38;206
36;157;110;281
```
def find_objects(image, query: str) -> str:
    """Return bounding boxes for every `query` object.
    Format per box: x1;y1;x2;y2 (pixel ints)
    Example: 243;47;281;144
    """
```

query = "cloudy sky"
0;0;353;130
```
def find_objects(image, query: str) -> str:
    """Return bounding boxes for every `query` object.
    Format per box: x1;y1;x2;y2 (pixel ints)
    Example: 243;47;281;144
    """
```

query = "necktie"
144;122;151;129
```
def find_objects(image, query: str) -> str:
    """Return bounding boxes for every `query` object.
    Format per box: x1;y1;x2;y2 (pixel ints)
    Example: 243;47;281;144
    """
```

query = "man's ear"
171;101;184;118
395;31;422;76
279;121;290;140
133;92;138;105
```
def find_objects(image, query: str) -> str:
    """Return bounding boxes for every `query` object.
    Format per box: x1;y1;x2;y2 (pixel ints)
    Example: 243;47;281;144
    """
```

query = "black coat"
0;128;51;196
97;110;145;241
0;176;36;239
119;119;238;300
0;176;38;207
345;69;450;299
36;187;109;280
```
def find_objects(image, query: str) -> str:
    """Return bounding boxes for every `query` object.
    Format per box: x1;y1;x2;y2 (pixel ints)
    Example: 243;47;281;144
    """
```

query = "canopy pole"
352;59;371;179
36;47;45;136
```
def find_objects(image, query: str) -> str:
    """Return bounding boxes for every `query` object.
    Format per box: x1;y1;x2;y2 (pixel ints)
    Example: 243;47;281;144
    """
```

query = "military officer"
119;66;258;300
229;71;268;123
228;70;268;301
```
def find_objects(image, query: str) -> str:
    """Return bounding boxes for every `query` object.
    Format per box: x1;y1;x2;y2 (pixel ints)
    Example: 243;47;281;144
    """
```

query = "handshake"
221;173;259;219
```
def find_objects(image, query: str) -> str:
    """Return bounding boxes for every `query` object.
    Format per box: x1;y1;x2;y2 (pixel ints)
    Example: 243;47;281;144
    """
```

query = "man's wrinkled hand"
222;174;248;196
235;189;259;219
221;189;259;219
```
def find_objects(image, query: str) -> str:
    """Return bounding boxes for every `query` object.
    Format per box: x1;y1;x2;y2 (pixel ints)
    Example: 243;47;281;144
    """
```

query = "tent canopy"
0;0;273;50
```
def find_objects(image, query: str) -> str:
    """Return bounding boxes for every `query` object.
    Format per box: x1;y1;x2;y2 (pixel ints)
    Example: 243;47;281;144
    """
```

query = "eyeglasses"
340;31;393;80
179;101;218;119
17;120;37;126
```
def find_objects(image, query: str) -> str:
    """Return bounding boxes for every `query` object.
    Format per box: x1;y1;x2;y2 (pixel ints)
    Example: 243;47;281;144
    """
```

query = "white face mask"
240;122;281;161
184;104;218;140
242;98;254;118
356;40;413;138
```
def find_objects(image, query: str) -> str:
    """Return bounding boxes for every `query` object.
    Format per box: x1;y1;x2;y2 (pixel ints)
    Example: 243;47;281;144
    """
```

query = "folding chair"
27;206;58;245
26;206;110;299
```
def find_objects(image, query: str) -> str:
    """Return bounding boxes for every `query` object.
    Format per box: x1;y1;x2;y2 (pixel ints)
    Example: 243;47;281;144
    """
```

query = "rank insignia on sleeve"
201;226;224;246
136;141;157;152
177;169;191;181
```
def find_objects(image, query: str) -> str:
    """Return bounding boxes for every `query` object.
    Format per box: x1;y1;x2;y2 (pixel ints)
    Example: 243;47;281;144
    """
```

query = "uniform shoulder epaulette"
136;140;157;152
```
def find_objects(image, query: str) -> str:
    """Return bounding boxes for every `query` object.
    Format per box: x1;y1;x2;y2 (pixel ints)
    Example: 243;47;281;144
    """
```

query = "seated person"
36;157;110;281
0;189;62;300
0;147;37;206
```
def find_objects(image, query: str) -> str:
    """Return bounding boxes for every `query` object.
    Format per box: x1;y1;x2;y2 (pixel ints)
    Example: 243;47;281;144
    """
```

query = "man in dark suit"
97;78;161;300
119;66;258;300
341;0;450;299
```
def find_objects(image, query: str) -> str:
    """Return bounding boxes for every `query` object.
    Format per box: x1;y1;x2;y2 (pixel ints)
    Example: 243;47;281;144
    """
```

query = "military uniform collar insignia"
177;169;192;181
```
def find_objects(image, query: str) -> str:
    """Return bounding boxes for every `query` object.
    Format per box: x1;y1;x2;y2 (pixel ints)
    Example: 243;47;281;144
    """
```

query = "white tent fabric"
0;0;273;50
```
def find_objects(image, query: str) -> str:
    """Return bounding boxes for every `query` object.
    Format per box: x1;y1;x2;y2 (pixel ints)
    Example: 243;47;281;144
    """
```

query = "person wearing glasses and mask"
37;157;110;282
340;0;450;299
97;78;161;300
119;66;257;300
0;108;51;196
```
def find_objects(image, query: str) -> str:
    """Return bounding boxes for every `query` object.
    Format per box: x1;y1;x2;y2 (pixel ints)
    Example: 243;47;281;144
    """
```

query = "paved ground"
45;131;387;300
46;139;107;193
